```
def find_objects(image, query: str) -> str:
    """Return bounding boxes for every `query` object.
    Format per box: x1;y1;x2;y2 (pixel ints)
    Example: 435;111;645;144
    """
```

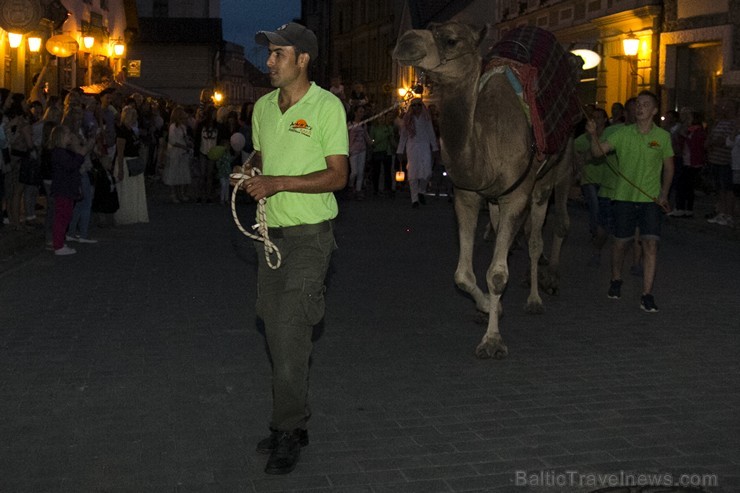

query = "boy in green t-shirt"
586;91;674;313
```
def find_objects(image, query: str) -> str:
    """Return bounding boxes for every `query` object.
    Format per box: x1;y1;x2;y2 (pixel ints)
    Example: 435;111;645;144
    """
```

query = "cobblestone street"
1;190;738;492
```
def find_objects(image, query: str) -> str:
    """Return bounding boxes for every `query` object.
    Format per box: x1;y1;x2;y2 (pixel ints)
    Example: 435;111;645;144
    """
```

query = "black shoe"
607;279;622;299
264;430;303;475
256;428;308;454
412;201;419;209
418;193;426;205
640;294;659;313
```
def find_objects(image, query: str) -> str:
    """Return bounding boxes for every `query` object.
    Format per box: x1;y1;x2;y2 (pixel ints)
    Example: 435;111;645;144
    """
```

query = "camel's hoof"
474;339;509;359
525;301;545;314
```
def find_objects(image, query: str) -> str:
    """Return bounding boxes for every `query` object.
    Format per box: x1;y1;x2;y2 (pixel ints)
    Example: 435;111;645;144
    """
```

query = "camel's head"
393;21;487;78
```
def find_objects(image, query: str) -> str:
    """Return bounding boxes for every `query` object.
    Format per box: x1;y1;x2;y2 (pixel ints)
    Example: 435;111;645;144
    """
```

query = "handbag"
126;156;145;177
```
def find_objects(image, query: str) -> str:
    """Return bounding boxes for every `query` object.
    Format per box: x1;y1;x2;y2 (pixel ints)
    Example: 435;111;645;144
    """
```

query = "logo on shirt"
648;140;660;149
289;119;312;138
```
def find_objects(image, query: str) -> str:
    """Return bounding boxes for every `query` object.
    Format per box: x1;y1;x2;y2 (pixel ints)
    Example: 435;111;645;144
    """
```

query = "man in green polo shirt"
240;22;348;475
586;90;674;313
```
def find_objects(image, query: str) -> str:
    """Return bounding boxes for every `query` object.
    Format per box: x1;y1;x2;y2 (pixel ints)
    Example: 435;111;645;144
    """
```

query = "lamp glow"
83;36;95;49
8;33;22;49
570;49;601;70
27;36;42;53
622;33;639;57
397;87;408;98
213;91;223;104
113;41;125;57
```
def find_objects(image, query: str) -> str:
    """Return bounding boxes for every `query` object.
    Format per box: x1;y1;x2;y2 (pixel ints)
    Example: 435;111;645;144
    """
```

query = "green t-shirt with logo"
605;123;673;203
252;82;349;227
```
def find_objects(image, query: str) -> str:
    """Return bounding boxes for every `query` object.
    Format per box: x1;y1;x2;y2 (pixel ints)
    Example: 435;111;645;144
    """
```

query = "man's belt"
268;220;332;238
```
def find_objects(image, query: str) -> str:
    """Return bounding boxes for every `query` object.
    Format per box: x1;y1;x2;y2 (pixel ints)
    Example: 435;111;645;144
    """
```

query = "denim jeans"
68;172;94;239
255;222;336;431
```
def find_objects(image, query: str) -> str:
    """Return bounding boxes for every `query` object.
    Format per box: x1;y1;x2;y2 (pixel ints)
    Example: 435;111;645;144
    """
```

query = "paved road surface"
1;190;738;492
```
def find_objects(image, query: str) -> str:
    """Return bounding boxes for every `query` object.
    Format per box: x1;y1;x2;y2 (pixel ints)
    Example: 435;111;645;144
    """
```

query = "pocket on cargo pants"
292;278;326;326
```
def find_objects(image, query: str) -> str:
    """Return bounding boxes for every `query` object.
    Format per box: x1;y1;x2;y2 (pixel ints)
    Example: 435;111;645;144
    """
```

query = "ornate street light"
622;32;639;57
113;40;125;57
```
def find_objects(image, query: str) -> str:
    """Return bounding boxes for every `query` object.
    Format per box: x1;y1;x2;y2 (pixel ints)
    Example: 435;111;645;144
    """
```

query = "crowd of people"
0;74;254;256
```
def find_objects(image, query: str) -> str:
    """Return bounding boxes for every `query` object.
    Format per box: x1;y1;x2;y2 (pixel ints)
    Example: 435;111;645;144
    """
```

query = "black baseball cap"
255;22;318;61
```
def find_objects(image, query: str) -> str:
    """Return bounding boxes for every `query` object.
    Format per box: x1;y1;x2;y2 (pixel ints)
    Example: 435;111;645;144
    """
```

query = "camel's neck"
435;69;485;185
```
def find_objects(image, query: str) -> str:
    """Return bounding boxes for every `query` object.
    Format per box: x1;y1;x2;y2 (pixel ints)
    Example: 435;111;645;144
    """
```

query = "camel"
393;22;578;359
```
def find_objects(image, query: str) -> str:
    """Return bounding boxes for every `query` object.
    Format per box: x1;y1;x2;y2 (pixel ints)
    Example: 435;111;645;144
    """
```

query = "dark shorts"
612;200;663;240
596;196;614;234
711;164;733;192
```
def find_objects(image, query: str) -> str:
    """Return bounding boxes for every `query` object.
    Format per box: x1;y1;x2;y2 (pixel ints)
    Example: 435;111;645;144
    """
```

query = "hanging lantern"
7;33;23;48
395;170;405;182
46;34;78;57
27;35;43;53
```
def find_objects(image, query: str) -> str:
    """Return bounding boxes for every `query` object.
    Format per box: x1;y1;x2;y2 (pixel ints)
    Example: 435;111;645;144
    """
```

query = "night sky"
220;0;302;70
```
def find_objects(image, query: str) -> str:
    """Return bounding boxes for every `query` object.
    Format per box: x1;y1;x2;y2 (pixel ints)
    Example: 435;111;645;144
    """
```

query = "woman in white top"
162;106;192;203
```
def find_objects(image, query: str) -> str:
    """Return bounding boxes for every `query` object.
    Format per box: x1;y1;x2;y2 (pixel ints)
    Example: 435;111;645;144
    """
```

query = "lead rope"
229;151;282;269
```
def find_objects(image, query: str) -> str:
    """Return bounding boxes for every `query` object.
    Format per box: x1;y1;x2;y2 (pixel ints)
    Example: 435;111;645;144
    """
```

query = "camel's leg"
540;141;574;296
525;194;548;314
453;189;489;313
475;197;528;359
542;171;572;296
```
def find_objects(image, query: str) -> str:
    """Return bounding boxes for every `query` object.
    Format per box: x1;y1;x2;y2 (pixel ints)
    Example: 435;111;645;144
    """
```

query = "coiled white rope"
229;151;282;269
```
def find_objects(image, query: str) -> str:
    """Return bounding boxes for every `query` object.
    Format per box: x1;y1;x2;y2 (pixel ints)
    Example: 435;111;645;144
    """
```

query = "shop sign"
128;60;141;77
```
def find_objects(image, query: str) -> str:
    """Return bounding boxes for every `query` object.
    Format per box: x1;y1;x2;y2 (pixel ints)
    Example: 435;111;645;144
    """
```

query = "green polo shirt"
606;123;673;202
252;82;349;227
574;125;621;198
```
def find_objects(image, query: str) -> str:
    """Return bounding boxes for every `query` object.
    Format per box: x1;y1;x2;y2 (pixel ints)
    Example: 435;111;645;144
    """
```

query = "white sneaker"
667;209;685;217
54;245;77;256
707;214;726;224
684;210;694;217
76;237;98;244
66;235;78;242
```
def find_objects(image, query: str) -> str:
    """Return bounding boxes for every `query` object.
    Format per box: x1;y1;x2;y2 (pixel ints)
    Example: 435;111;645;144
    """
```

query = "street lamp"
8;33;22;49
622;32;639;57
83;36;95;50
113;40;125;57
27;36;42;53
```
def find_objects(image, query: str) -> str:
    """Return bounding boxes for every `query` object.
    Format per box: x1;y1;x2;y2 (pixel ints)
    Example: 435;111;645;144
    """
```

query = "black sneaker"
607;279;622;299
418;193;426;205
256;428;308;454
640;294;659;313
264;430;303;475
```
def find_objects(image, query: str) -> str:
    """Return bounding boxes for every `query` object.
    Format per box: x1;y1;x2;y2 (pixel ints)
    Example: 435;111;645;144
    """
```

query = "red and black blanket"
484;26;581;156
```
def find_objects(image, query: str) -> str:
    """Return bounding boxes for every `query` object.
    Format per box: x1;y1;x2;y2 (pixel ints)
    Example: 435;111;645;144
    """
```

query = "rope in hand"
580;106;671;213
229;151;282;269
